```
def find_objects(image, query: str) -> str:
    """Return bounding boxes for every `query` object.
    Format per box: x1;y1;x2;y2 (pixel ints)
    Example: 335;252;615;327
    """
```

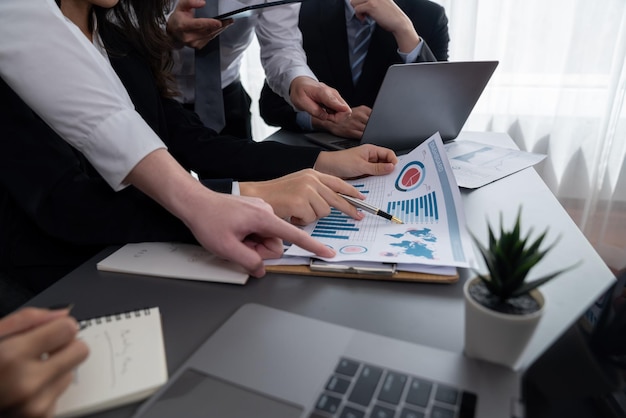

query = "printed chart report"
286;133;474;268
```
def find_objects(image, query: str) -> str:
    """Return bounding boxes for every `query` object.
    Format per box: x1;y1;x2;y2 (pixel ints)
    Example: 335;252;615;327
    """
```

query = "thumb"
369;162;396;176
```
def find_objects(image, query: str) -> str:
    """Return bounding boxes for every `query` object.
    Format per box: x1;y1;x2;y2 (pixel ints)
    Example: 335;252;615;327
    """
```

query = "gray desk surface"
27;131;616;417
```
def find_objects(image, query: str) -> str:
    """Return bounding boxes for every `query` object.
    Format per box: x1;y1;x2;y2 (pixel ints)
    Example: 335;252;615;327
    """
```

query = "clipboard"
213;0;306;20
266;259;459;283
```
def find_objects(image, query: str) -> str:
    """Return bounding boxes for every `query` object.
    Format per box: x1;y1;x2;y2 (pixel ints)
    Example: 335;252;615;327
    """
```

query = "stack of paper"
268;132;476;281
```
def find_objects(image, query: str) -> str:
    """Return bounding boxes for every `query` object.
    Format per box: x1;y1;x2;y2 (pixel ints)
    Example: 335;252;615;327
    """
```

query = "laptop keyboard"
310;358;477;418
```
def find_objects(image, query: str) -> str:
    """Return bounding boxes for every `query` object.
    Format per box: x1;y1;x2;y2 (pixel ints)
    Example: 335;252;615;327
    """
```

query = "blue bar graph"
353;183;369;194
312;209;359;240
386;191;439;223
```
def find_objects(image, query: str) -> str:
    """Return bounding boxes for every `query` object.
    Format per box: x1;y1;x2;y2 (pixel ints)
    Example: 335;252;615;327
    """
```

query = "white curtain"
433;0;626;272
241;0;626;271
240;36;279;141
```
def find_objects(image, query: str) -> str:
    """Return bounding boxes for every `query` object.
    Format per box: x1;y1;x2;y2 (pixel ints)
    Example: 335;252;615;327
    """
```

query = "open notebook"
55;307;167;418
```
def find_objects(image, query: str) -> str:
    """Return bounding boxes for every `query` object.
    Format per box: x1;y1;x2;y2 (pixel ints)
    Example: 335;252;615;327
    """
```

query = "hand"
0;308;89;418
289;77;352;123
184;192;337;274
312;105;372;139
166;0;233;49
315;144;398;179
125;149;336;277
350;0;420;52
240;169;366;225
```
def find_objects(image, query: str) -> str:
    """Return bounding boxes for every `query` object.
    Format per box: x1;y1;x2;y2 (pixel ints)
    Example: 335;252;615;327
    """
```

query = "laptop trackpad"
140;368;303;418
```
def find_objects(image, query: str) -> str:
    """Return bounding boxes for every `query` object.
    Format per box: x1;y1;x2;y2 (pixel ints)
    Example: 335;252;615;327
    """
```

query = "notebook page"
55;307;167;418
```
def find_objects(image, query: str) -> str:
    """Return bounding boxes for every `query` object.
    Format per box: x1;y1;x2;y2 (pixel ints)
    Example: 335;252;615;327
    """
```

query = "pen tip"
392;217;404;224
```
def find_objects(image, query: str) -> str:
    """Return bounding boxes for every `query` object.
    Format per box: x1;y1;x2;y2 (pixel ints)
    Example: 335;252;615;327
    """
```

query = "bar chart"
310;182;382;242
386;191;439;224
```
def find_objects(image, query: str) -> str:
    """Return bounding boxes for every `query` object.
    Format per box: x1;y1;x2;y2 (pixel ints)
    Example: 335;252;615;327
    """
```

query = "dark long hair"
56;0;177;98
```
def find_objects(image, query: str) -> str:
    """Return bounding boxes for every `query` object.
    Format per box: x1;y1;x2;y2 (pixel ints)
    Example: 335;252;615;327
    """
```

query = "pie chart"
395;161;425;191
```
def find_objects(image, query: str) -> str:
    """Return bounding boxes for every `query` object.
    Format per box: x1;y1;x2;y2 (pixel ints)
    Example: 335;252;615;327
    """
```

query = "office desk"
26;131;615;417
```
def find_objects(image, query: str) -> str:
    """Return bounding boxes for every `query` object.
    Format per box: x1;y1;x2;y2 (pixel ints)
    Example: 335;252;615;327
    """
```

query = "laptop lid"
306;61;499;154
134;304;520;418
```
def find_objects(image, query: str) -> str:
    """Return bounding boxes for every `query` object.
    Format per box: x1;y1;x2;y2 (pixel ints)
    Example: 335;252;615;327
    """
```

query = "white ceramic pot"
463;277;545;369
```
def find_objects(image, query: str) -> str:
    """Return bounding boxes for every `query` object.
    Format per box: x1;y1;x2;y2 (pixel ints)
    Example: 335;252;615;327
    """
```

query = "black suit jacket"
0;22;320;292
259;0;449;131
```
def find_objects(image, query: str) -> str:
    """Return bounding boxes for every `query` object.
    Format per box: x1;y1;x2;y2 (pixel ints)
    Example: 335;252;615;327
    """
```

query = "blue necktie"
195;2;225;132
350;17;373;85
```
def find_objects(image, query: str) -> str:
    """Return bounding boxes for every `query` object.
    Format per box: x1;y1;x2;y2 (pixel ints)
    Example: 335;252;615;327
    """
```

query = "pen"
339;194;403;224
0;303;75;344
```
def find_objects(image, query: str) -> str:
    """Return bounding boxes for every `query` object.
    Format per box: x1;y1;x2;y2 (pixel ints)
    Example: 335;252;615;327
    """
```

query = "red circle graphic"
401;168;421;188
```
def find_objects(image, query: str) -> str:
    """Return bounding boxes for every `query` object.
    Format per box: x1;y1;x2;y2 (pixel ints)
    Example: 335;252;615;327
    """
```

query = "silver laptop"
306;61;499;154
134;303;520;418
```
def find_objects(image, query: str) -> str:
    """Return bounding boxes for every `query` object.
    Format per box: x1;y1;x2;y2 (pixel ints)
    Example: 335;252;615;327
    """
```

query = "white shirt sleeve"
255;2;317;102
0;0;166;191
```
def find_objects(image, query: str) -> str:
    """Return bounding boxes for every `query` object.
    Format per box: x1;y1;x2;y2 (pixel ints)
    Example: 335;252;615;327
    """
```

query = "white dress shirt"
0;0;166;191
172;0;316;103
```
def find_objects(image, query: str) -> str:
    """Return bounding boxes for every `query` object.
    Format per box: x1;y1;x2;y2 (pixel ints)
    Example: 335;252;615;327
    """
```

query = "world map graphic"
385;228;437;259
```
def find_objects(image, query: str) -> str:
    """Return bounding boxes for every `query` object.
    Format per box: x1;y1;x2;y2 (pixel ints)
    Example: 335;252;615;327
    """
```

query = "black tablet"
213;0;305;20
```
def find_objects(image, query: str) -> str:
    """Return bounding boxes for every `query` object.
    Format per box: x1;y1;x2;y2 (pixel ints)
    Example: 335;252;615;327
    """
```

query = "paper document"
97;242;249;285
444;140;546;189
286;133;474;268
264;255;457;275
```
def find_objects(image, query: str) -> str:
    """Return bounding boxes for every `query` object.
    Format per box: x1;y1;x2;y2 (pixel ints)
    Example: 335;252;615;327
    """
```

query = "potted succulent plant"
464;209;580;368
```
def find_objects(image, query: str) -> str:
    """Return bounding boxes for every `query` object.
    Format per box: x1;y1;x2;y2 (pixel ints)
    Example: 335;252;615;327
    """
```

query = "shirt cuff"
231;181;240;195
83;109;166;191
398;39;424;64
273;66;318;109
296;111;314;131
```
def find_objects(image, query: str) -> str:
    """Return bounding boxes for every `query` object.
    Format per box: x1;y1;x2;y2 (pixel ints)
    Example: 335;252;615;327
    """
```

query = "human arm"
239;143;397;224
240;170;366;225
315;144;398;178
0;1;335;276
407;0;450;61
126;150;335;276
161;97;396;181
0;81;196;248
161;100;396;224
149;94;394;227
0;308;89;418
255;4;352;121
0;99;327;280
259;81;370;138
0;96;332;278
0;0;165;191
351;0;421;53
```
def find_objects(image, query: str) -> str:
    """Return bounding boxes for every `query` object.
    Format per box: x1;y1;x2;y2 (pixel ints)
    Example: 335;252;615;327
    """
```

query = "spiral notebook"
54;307;168;418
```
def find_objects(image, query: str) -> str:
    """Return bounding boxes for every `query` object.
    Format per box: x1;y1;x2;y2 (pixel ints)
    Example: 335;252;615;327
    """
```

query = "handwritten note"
55;308;167;418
